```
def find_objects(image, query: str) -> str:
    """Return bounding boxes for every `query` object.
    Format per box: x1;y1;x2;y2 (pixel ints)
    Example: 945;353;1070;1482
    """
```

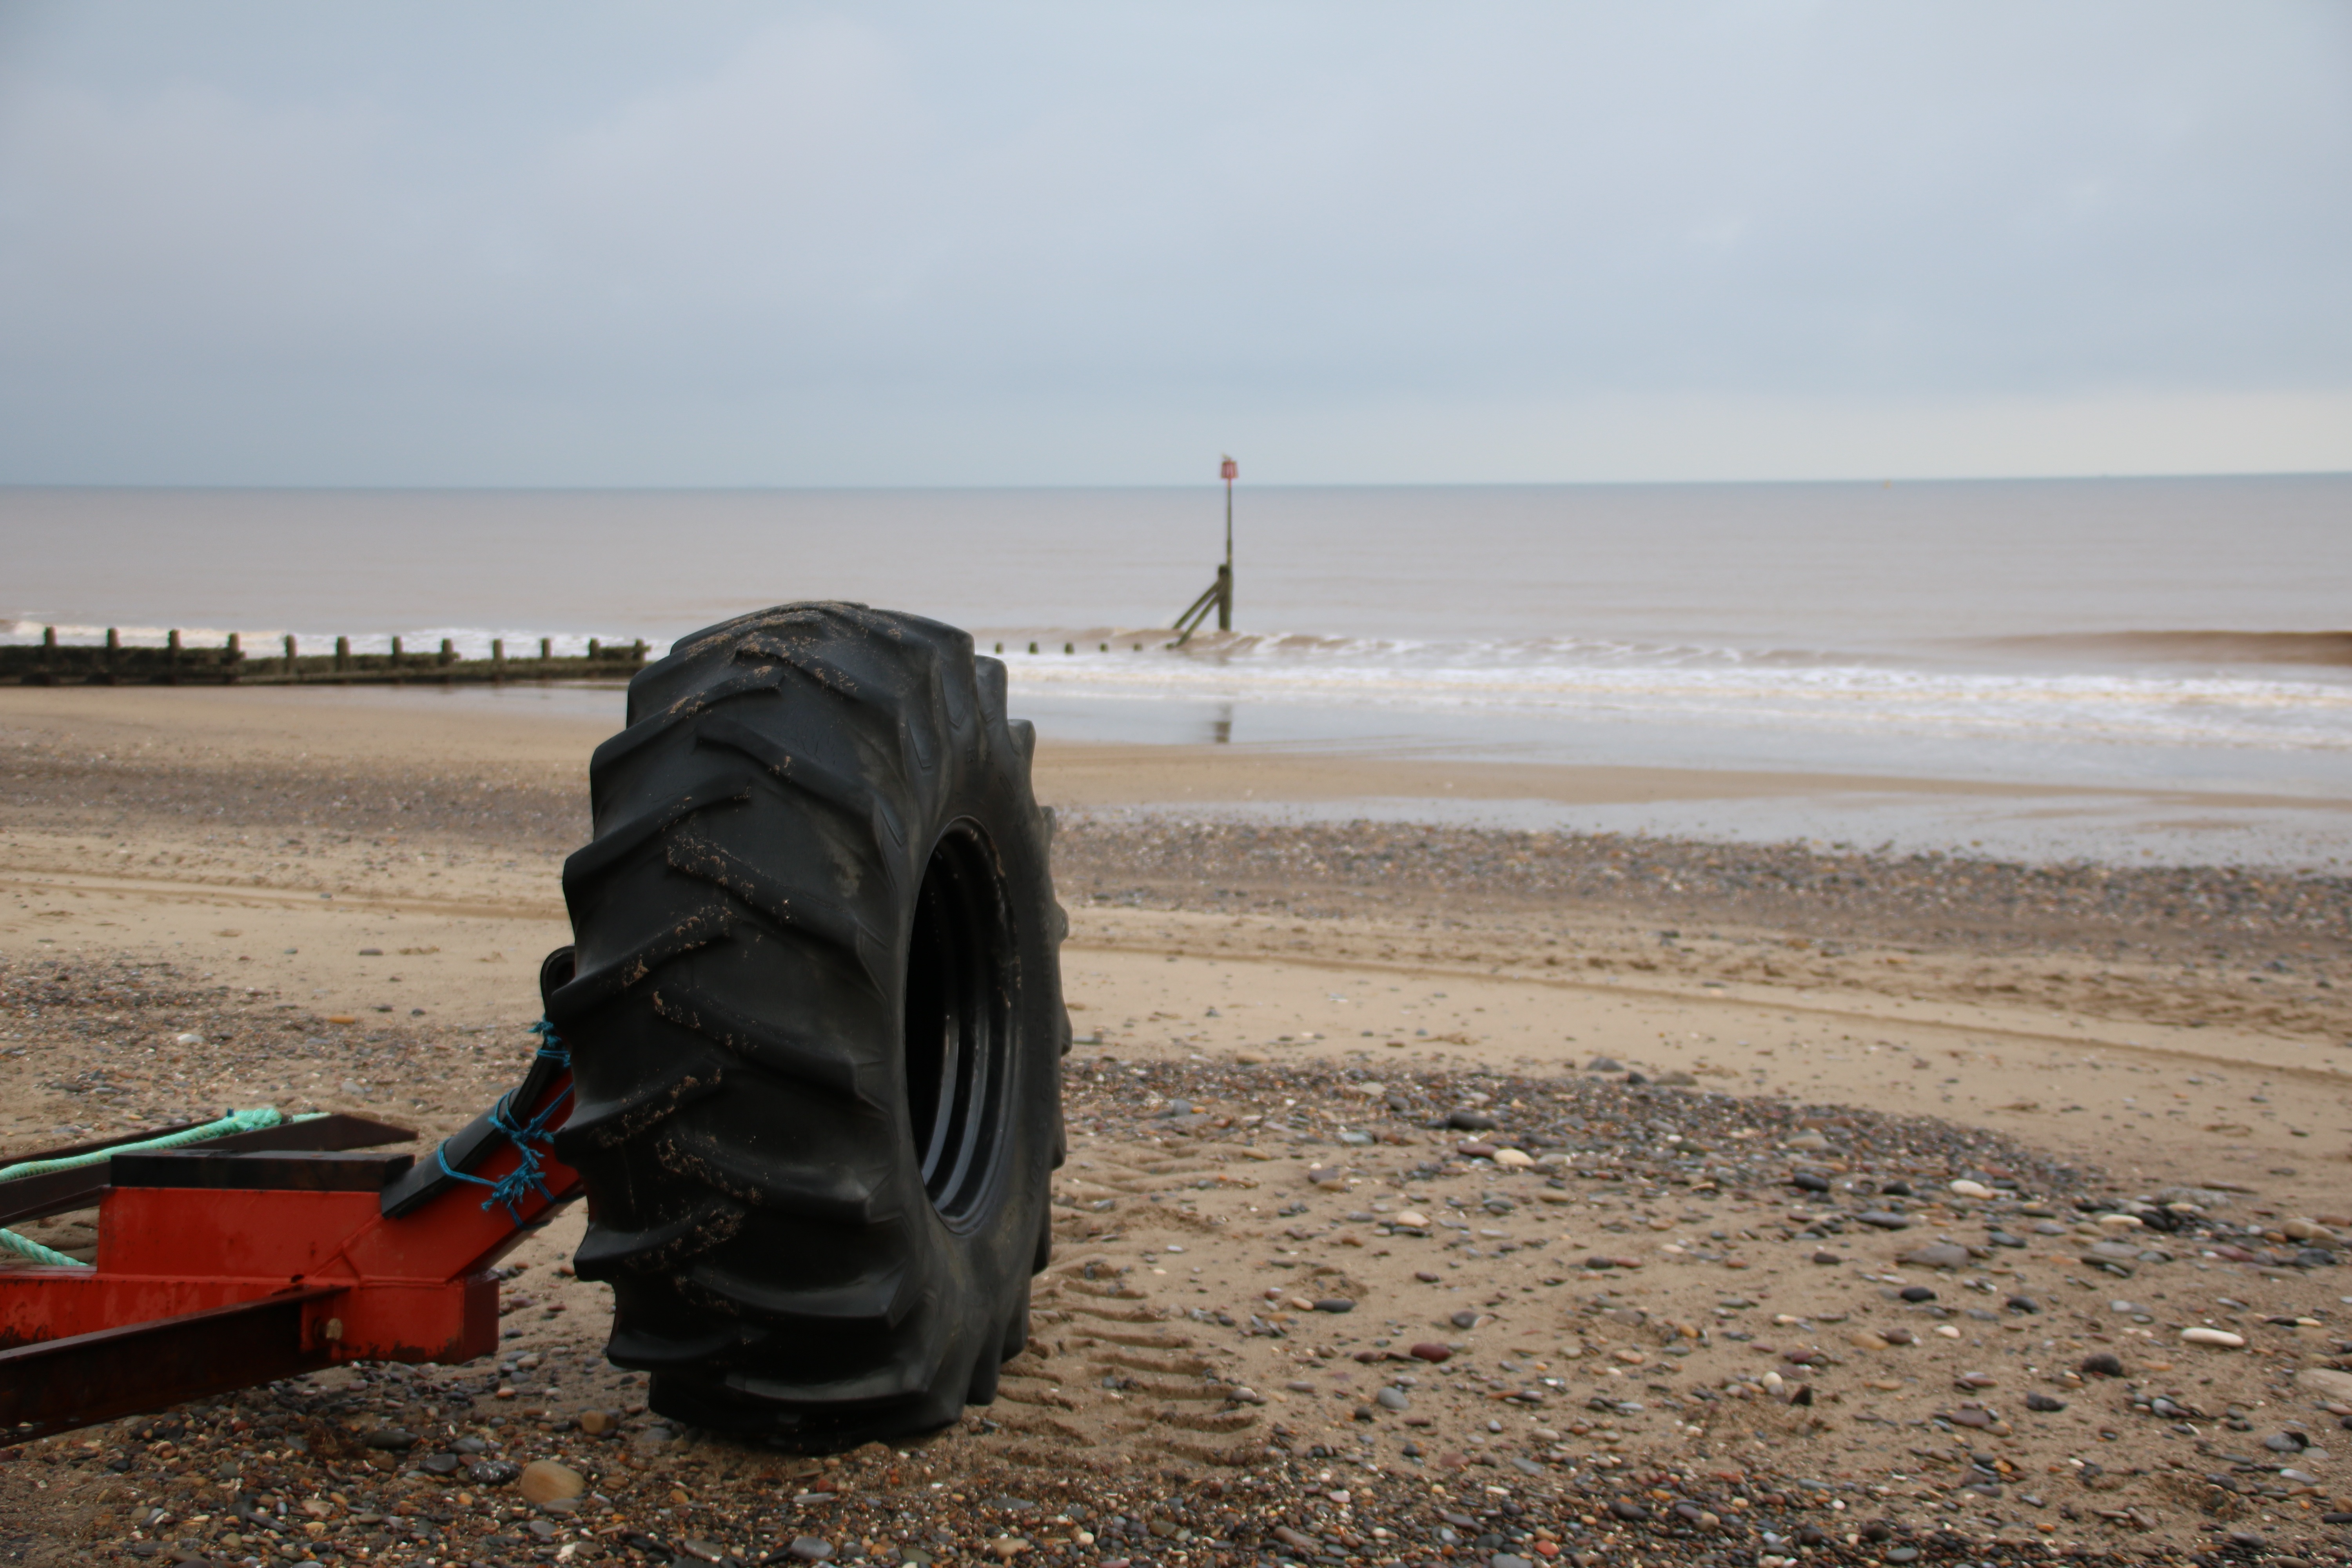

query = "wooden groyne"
0;628;649;687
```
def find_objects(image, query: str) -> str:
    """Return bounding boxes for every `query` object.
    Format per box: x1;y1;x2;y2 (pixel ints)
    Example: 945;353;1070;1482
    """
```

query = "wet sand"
1;686;2350;1566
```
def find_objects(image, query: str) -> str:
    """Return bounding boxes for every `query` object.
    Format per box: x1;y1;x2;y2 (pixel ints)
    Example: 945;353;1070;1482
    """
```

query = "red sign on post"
1220;457;1238;482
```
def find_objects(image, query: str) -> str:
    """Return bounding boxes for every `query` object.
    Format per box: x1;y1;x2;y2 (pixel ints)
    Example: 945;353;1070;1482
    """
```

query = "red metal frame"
0;1072;579;1441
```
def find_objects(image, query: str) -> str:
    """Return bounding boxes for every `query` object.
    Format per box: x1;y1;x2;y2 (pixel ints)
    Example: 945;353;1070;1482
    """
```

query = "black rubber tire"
548;602;1067;1447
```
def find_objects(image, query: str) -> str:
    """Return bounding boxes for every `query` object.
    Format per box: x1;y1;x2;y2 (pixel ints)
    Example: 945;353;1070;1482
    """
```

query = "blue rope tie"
433;1019;572;1225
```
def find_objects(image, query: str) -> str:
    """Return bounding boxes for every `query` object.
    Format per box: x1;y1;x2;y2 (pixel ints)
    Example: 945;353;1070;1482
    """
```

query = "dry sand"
0;686;2348;1568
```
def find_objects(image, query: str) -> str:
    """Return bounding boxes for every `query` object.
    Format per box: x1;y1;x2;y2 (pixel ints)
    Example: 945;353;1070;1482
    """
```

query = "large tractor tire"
548;603;1067;1446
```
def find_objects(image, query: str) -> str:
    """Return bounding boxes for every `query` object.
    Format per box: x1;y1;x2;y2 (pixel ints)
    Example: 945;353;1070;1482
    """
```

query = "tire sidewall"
891;697;1060;1381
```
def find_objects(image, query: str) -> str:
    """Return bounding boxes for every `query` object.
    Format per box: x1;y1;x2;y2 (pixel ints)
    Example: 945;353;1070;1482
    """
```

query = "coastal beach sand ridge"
0;687;2348;1565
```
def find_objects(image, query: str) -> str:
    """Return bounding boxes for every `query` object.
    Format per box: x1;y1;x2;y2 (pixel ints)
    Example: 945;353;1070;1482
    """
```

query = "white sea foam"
990;633;2352;755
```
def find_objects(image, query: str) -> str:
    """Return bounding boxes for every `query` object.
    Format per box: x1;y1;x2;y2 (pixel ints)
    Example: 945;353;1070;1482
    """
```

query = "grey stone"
790;1539;836;1562
1377;1387;1409;1411
1897;1242;1971;1268
1857;1211;1915;1230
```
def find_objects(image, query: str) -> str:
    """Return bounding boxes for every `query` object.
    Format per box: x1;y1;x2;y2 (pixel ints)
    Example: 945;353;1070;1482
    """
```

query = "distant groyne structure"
0;627;648;686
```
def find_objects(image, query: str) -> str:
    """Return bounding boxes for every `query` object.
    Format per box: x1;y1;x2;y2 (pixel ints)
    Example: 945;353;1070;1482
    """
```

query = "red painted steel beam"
0;1071;579;1441
0;1289;340;1443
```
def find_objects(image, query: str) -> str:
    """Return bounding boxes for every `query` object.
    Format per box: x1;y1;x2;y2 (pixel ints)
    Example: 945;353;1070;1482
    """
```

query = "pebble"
1948;1179;1993;1198
517;1457;585;1504
2181;1326;2247;1348
1409;1342;1453;1362
789;1536;837;1561
2300;1368;2352;1402
1896;1242;1969;1268
1490;1147;1533;1169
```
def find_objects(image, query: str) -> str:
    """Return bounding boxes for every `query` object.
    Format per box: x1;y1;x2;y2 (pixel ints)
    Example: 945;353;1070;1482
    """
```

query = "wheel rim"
902;819;1014;1225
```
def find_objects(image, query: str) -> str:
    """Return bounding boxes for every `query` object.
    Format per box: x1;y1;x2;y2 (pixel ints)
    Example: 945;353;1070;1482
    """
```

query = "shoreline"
2;685;2348;871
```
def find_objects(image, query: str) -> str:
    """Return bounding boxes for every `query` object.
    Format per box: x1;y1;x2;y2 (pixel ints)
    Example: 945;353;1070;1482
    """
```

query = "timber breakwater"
0;627;648;686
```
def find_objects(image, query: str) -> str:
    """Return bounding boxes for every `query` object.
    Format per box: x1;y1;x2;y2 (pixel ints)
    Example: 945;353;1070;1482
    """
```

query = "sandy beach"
1;685;2349;1568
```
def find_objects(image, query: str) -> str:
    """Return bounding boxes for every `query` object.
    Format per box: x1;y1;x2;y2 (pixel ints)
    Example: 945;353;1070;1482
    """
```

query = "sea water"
4;478;2347;846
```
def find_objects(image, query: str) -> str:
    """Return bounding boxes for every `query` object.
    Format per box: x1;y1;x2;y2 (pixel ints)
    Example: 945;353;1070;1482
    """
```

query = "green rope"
0;1107;298;1271
0;1228;85;1268
0;1107;288;1186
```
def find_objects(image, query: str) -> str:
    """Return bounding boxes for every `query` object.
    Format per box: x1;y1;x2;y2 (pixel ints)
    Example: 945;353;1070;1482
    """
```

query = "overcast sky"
1;2;2346;486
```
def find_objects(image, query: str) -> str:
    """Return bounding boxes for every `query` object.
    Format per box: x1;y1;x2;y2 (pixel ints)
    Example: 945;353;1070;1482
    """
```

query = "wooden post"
38;626;54;685
283;634;297;675
225;632;241;685
390;635;403;669
492;638;506;673
1219;454;1237;632
539;637;552;661
631;639;646;665
166;628;182;686
439;638;454;666
588;638;601;661
103;628;118;684
335;636;349;674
